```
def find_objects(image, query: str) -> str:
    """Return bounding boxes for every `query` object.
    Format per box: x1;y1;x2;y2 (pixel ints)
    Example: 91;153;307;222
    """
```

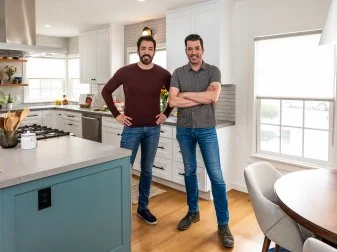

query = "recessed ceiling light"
44;24;51;28
137;0;146;2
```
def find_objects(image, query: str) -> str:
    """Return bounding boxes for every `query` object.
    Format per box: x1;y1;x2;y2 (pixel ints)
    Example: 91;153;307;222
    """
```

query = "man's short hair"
184;34;204;50
137;36;156;51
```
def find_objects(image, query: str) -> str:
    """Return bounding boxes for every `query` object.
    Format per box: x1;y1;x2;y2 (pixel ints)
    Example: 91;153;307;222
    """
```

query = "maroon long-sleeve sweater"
101;63;173;127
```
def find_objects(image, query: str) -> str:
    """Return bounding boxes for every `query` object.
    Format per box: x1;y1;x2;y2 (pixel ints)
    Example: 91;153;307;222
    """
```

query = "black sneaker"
137;208;157;225
218;224;234;248
177;211;200;231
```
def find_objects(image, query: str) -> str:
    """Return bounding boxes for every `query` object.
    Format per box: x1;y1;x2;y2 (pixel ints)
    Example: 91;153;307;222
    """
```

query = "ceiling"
35;0;209;37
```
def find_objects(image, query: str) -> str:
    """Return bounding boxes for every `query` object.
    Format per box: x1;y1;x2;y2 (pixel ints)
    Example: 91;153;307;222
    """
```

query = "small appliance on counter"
79;94;95;108
20;131;37;150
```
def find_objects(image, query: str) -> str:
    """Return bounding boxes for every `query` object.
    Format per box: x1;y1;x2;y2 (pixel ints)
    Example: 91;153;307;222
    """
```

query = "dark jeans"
120;126;160;210
176;127;229;225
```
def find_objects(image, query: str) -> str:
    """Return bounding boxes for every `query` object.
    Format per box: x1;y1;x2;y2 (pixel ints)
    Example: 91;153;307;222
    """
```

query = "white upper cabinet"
80;25;124;84
166;0;234;84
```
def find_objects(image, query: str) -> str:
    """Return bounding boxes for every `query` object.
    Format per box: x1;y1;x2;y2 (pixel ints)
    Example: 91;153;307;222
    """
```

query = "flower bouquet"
160;86;169;113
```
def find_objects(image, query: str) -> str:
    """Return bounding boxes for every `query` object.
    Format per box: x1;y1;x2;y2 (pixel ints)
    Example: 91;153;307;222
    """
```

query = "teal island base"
0;157;131;252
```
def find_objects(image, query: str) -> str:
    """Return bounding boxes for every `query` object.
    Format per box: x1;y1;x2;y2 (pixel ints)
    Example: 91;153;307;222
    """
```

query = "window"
25;57;90;103
127;44;167;68
25;58;66;102
67;57;90;101
254;32;335;166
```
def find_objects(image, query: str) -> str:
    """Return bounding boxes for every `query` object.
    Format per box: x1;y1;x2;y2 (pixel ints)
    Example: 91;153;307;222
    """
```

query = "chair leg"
275;244;280;252
262;236;271;252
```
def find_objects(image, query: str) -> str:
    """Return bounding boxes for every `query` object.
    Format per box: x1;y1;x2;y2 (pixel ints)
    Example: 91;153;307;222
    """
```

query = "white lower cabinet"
21;111;43;126
62;112;82;138
54;111;65;130
42;110;56;128
172;135;210;192
152;157;173;180
172;161;209;192
132;124;211;191
102;116;123;145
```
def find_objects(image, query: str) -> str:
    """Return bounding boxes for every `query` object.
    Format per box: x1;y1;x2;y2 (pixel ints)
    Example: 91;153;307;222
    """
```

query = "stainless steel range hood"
0;0;67;57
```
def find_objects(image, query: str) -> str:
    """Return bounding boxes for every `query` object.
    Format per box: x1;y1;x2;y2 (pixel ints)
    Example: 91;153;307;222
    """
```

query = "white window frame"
255;97;334;167
252;31;336;168
24;56;66;103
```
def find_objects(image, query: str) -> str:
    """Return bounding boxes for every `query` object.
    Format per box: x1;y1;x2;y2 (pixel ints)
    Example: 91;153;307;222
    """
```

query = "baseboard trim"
231;182;247;193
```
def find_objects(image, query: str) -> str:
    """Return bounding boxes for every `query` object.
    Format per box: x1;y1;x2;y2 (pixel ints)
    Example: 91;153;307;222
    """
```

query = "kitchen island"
0;136;132;252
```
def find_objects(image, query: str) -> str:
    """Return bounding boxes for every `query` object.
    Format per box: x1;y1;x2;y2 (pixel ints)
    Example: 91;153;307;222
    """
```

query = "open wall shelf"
0;84;28;87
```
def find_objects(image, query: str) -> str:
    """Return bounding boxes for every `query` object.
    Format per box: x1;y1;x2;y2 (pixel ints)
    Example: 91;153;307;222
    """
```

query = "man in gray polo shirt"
169;34;234;248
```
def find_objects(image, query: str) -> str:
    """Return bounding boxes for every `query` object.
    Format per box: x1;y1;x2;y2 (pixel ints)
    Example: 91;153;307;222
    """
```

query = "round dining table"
274;168;337;245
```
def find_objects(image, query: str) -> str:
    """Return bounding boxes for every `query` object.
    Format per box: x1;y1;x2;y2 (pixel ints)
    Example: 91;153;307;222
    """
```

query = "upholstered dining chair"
303;238;337;252
244;162;305;252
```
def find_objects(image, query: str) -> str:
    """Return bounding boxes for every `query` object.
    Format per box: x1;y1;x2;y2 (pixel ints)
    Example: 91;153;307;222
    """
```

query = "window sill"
250;153;332;172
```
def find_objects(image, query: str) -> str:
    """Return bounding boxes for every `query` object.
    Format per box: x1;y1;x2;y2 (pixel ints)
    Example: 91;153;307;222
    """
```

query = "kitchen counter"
0;136;131;189
0;104;235;127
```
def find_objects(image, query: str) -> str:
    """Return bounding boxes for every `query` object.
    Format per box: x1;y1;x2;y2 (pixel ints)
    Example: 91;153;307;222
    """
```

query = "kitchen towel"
131;177;167;204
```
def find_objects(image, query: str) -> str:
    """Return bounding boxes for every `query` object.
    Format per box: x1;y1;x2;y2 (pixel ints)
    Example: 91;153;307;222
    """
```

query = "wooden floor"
131;183;265;252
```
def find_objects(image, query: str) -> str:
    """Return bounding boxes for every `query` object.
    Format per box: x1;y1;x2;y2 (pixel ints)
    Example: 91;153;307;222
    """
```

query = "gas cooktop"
17;124;70;141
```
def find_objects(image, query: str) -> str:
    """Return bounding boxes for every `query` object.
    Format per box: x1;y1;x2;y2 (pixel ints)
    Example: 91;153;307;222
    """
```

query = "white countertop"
0;136;131;189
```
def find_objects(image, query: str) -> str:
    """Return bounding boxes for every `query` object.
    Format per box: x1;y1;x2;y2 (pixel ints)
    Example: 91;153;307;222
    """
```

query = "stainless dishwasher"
82;114;102;142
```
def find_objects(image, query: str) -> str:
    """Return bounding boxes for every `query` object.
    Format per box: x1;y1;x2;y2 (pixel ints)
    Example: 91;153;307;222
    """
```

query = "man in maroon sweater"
102;36;172;225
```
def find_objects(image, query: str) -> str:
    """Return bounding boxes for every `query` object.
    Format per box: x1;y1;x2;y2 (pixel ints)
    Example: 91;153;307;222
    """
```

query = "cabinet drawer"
42;110;54;117
160;125;173;139
102;126;122;136
63;111;81;122
22;111;42;126
102;116;121;128
172;162;210;192
152;157;173;181
156;137;173;159
173;140;205;167
133;156;173;181
102;127;122;146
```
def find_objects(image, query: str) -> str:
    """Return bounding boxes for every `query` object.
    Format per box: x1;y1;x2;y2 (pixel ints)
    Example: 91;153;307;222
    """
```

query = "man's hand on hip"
155;113;167;125
116;114;132;126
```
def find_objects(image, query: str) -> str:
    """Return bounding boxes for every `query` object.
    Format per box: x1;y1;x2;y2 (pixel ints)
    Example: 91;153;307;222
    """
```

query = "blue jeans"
120;126;160;211
176;127;229;225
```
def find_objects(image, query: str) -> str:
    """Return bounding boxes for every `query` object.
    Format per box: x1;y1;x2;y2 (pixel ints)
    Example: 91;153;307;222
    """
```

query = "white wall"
231;0;332;192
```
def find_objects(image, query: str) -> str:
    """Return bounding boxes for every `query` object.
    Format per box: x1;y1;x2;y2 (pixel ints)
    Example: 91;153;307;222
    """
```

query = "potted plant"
4;65;17;84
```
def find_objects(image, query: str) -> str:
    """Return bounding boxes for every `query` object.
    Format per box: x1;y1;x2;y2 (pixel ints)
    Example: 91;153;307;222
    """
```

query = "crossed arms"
169;82;221;108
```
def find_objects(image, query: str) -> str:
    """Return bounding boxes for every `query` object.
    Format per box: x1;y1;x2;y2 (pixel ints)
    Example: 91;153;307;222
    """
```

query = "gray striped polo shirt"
170;61;221;128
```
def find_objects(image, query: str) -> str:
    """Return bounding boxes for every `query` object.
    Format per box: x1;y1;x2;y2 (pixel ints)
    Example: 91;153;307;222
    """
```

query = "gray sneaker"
218;224;234;248
177;211;200;231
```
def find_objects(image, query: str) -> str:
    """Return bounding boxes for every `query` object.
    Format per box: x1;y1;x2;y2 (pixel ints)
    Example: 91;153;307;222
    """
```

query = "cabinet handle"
153;165;164;170
82;116;99;120
158;146;165;149
67;115;75;118
117;133;121;136
179;151;182;153
68;123;73;126
178;172;185;176
160;130;165;133
28;114;38;117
